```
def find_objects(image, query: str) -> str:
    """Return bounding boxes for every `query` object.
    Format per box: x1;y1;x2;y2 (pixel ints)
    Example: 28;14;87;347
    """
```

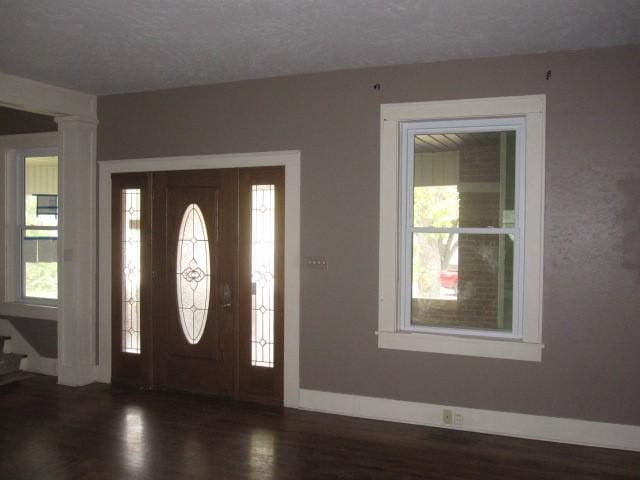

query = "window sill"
376;330;543;362
0;302;58;321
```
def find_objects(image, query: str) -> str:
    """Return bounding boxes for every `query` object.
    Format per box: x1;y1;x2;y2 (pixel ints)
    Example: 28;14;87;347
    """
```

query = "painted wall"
97;45;640;425
4;317;57;357
0;106;57;135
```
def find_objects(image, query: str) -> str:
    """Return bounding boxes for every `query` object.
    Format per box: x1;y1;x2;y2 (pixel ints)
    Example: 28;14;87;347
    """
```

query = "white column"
55;116;98;386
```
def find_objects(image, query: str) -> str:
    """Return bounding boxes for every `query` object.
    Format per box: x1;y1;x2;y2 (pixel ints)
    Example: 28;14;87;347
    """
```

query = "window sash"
19;227;58;303
398;118;525;339
16;148;59;304
23;225;58;231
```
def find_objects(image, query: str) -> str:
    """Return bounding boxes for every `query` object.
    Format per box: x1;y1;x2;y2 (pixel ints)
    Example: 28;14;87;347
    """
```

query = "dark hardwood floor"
1;375;638;479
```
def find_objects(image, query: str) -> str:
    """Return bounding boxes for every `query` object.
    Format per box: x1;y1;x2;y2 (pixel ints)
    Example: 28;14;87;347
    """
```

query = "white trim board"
1;73;98;386
299;389;640;452
97;151;301;408
0;72;96;120
0;318;58;376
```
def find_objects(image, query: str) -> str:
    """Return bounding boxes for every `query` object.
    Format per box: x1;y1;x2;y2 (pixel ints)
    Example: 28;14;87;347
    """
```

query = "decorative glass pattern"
122;189;141;354
251;185;275;368
176;203;211;344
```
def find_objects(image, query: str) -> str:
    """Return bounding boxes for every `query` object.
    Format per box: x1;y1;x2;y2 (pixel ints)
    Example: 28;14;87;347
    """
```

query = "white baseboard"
299;389;640;452
24;355;58;376
0;318;57;377
57;364;98;386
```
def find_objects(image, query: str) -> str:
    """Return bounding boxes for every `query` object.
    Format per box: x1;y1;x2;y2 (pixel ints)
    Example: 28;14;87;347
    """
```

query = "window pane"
23;229;58;299
251;185;275;368
122;189;142;353
25;156;58;227
413;131;516;228
411;233;514;332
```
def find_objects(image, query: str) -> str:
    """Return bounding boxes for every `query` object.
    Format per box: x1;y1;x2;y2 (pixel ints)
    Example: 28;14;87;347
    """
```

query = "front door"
111;167;284;405
153;169;237;396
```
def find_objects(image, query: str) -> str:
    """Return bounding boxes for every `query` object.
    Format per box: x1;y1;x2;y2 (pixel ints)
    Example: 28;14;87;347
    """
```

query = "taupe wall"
98;45;640;425
0;106;57;135
4;317;58;358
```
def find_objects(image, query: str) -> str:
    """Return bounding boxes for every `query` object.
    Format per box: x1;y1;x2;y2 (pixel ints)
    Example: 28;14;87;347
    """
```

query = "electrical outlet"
454;413;464;426
442;409;453;425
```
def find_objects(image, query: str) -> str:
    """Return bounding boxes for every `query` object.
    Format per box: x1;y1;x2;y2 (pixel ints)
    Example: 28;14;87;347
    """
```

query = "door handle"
222;283;232;308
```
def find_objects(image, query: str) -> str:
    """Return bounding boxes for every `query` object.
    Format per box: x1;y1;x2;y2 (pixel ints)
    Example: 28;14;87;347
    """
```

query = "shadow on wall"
5;317;57;358
617;177;640;279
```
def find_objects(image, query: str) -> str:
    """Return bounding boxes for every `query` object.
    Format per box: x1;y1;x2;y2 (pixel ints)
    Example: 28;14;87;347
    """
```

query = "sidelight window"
251;185;276;368
121;188;142;353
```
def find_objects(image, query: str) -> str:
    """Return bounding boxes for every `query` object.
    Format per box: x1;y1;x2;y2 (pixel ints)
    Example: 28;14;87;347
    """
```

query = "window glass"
251;184;276;368
411;233;514;331
176;203;211;345
406;128;518;334
23;155;58;300
122;188;142;353
413;131;516;228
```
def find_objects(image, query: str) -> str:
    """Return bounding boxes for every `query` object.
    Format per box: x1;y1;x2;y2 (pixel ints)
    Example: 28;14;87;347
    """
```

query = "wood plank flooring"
1;375;639;479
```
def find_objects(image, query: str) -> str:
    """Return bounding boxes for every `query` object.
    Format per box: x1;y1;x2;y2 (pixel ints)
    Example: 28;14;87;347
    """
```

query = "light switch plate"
304;256;328;270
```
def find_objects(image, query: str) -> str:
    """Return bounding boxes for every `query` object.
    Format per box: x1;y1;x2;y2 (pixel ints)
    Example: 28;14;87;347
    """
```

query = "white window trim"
0;132;59;321
378;95;545;362
16;147;59;306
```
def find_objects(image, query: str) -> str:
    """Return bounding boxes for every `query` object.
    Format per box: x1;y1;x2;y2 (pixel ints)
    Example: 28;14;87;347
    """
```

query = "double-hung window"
0;132;59;314
18;150;59;302
378;95;545;361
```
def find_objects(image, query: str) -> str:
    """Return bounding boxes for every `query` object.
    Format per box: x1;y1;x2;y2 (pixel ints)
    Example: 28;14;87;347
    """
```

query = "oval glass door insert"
176;203;211;344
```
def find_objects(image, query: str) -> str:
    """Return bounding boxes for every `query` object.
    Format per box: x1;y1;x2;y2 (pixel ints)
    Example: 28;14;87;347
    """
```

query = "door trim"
97;151;301;407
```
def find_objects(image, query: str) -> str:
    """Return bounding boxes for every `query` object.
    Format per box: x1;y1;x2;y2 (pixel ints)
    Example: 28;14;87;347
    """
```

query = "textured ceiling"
1;0;639;95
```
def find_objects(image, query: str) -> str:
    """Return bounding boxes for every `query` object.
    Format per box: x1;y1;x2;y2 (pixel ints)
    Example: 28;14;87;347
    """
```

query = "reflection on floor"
1;375;639;479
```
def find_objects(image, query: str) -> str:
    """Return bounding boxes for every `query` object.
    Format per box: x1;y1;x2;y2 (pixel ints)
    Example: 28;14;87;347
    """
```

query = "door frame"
97;151;301;407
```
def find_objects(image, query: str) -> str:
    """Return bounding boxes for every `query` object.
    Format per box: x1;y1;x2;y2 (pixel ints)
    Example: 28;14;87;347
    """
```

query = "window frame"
0;132;59;319
399;117;525;339
378;95;545;361
17;147;59;305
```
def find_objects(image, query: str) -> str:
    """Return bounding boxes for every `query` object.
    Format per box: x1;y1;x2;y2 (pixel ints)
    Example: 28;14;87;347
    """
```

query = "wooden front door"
111;167;284;405
153;169;237;396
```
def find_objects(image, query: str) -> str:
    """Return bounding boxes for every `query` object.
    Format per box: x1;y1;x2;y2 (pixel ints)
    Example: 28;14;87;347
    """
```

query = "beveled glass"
176;203;211;345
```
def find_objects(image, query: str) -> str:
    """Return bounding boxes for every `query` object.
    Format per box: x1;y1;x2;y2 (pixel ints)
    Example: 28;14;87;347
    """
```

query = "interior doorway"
111;167;284;405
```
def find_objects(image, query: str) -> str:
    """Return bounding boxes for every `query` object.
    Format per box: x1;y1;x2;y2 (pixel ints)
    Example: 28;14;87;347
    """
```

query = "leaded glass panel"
122;188;141;353
251;185;275;368
176;203;211;345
